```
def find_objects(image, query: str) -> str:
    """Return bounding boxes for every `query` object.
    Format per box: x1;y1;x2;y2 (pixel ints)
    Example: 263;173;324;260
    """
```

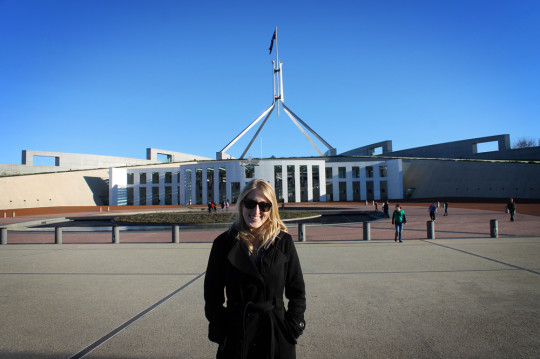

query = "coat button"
299;321;305;329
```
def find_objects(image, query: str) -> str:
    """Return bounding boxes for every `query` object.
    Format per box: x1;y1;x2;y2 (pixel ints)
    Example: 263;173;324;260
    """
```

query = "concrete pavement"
0;206;539;358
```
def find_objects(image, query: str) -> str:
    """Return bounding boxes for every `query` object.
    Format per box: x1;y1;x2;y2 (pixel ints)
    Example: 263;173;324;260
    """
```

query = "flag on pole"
268;30;276;54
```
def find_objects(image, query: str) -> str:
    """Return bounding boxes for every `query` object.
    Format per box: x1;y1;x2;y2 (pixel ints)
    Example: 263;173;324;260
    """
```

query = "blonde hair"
234;179;287;253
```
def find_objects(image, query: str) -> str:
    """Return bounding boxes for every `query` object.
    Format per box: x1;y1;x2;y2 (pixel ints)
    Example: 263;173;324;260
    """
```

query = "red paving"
1;202;539;244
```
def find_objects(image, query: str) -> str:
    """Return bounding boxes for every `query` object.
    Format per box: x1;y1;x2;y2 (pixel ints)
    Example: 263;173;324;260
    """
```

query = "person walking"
443;201;449;216
429;202;437;221
391;204;406;243
506;198;516;222
204;179;306;359
382;201;390;218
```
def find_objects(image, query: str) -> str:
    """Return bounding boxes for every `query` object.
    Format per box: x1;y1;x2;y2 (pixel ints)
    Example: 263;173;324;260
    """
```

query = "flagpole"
275;26;278;67
275;26;280;115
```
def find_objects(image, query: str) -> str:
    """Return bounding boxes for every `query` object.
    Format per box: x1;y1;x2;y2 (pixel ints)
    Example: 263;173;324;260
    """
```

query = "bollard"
55;227;63;244
172;225;180;243
363;221;371;241
298;223;306;242
112;226;120;244
427;220;435;239
1;228;7;245
490;219;498;238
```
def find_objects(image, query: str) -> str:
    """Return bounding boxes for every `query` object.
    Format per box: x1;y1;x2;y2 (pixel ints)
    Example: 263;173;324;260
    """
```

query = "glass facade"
274;166;283;202
152;187;160;205
245;165;255;179
127;187;134;205
196;168;203;204
312;165;320;202
207;168;214;203
219;167;227;203
115;159;395;206
165;186;172;205
231;182;241;204
339;182;347;201
366;181;374;201
352;181;361;201
366;166;374;178
300;165;308;202
184;169;192;204
287;165;295;202
139;187;146;205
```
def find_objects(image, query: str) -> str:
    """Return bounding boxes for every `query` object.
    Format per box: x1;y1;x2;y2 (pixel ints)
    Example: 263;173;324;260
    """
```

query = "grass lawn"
113;209;320;225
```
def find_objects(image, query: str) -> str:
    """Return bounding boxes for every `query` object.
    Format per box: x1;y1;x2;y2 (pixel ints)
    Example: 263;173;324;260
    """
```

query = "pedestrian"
208;202;212;213
391;204;406;243
375;202;378;211
506;198;516;222
382;201;390;218
204;179;306;359
429;202;437;221
444;201;449;216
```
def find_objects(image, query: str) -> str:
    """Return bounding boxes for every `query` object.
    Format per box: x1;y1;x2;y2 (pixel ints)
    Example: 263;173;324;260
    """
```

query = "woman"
204;179;306;359
391;204;406;242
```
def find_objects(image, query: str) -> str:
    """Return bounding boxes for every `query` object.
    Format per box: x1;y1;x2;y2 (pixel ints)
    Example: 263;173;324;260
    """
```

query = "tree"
512;137;539;149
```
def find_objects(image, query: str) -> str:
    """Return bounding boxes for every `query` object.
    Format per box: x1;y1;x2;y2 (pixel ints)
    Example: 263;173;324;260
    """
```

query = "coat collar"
227;240;265;283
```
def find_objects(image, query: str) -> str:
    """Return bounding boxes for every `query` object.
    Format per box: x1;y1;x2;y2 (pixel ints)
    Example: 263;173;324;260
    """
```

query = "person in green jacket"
391;204;406;242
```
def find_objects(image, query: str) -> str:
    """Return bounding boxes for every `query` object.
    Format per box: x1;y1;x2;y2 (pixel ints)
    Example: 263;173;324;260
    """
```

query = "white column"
307;165;313;202
214;166;220;203
295;164;301;203
202;168;208;204
191;168;197;205
282;162;288;203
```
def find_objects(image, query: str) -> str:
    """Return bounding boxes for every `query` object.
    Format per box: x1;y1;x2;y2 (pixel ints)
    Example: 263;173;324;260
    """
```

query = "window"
379;166;388;177
366;166;373;178
152;187;160;205
287;165;295;202
184;169;192;204
139;187;147;205
338;167;346;179
152;172;160;184
339;182;347;201
165;172;172;184
219;167;227;203
245;165;255;178
312;165;320;202
127;173;134;185
140;173;147;185
352;166;360;178
325;167;333;179
127;187;134;205
207;168;214;203
300;165;308;202
165;187;172;205
274;166;283;202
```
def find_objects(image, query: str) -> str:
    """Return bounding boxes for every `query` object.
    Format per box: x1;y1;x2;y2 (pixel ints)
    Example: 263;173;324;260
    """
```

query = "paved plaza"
1;205;539;358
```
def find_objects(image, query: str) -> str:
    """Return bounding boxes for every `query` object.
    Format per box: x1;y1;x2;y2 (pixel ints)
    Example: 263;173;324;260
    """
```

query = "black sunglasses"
243;199;272;212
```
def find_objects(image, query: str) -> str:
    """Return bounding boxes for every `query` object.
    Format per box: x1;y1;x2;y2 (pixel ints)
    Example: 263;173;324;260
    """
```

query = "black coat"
204;228;306;359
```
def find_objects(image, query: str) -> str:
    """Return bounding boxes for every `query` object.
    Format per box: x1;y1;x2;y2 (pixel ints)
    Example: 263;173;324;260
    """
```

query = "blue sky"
1;0;539;164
